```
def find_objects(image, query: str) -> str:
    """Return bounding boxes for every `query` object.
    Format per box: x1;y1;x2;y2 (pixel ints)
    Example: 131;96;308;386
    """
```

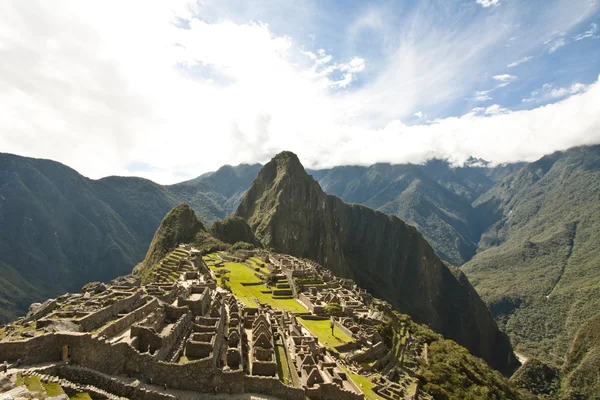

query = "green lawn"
275;340;291;385
205;257;307;313
297;317;353;348
246;257;271;274
342;367;380;400
42;382;65;396
23;376;44;392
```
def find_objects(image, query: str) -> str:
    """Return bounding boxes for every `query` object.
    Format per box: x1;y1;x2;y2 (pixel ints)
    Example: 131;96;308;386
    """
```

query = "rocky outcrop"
234;151;519;374
210;216;261;248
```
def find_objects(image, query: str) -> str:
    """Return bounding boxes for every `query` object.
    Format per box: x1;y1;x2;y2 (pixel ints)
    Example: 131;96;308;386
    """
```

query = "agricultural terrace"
203;255;307;313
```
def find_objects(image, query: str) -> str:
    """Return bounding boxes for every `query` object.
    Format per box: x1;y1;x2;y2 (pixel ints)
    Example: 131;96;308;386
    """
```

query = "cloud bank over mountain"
0;0;599;183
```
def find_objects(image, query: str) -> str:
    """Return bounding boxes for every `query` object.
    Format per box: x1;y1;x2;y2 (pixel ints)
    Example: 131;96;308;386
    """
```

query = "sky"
1;0;599;184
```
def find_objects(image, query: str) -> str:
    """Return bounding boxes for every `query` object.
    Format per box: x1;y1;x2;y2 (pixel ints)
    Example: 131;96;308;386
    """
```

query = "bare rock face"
234;151;519;375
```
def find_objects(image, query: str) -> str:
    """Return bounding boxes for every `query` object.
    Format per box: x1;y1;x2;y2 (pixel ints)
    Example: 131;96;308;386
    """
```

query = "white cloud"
483;104;509;115
474;90;493;102
0;1;599;183
522;82;589;103
574;23;598;40
507;56;533;68
493;74;517;82
413;111;424;119
548;38;567;53
476;0;500;8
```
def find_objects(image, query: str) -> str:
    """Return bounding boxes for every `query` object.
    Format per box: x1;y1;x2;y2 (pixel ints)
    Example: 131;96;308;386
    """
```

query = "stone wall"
244;376;305;400
56;365;175;400
318;382;365;400
155;311;193;361
334;320;355;339
96;298;159;338
347;341;387;363
77;290;143;332
250;360;277;376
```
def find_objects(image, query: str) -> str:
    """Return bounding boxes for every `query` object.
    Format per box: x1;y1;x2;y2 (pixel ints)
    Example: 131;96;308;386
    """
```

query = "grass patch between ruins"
274;339;291;385
42;382;65;396
342;367;380;400
22;375;44;392
297;317;352;348
70;393;93;400
205;258;307;313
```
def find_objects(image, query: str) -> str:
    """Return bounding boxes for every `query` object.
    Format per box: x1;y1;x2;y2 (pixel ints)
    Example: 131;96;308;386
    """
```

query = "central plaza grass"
205;257;307;313
297;317;352;348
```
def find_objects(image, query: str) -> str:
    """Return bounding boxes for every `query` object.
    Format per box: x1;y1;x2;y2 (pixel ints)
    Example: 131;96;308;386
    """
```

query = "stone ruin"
0;248;432;400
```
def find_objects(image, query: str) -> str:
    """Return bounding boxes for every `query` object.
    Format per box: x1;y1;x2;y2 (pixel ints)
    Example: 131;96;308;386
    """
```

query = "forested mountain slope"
462;146;600;370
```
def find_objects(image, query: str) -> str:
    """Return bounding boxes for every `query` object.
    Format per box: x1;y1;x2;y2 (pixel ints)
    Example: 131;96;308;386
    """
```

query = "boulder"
81;282;107;294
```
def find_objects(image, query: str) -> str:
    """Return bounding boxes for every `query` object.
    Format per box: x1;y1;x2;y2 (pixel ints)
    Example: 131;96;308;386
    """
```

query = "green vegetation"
210;215;262;247
274;339;291;385
230;241;255;251
382;312;521;400
463;146;600;375
297;317;352;348
324;302;342;315
205;257;307;312
341;366;379;400
22;375;44;392
42;382;65;396
70;393;93;400
510;359;560;399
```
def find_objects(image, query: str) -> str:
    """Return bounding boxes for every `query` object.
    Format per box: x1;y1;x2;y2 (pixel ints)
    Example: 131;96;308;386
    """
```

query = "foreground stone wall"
244;376;305;400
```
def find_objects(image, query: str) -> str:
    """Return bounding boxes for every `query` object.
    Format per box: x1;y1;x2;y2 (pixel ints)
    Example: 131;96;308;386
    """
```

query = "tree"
325;302;342;315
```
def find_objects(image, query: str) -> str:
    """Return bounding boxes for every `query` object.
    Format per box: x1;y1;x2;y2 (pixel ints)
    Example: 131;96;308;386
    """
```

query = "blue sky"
0;0;599;183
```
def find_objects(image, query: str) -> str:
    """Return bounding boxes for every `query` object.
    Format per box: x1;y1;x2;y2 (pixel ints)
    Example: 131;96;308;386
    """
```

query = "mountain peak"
234;152;519;374
133;203;205;281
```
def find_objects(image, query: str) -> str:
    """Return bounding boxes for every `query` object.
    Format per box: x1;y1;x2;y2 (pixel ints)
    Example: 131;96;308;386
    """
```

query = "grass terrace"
204;255;307;313
297;317;352;348
342;367;380;400
246;257;271;275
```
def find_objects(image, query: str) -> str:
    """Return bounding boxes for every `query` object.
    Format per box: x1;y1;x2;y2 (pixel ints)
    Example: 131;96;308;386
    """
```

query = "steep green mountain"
309;160;523;266
462;146;600;370
133;203;206;281
234;151;519;374
562;313;600;399
0;153;256;322
210;215;262;248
